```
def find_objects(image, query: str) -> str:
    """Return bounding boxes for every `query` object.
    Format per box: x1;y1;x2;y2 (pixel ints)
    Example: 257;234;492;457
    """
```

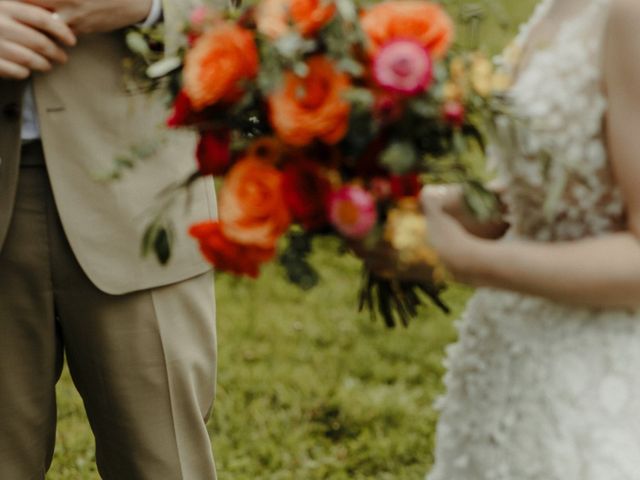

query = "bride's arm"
422;0;640;309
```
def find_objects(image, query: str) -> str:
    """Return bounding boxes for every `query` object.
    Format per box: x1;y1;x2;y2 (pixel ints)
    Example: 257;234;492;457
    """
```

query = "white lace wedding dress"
426;0;640;479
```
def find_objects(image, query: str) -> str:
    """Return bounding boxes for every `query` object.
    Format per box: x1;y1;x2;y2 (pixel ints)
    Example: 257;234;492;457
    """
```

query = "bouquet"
124;0;506;326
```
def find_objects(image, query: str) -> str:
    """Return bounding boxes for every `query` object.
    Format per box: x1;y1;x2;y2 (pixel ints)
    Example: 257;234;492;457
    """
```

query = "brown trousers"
0;143;217;479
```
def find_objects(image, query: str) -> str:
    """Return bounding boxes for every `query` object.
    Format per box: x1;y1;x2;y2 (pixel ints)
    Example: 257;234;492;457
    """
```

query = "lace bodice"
489;0;625;241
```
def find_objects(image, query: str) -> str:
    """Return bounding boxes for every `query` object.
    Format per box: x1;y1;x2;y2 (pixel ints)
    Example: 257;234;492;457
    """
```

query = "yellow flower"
384;201;439;267
470;53;494;97
491;71;513;94
449;56;466;82
443;81;465;102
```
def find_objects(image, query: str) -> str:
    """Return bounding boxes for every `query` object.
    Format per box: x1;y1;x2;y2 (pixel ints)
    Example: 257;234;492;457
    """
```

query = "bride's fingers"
420;185;449;215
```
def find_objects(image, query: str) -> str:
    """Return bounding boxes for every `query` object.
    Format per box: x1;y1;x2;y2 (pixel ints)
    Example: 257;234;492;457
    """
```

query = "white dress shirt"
21;0;163;140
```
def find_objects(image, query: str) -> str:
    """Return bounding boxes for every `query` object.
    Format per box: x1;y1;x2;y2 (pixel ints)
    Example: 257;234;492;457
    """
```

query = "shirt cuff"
139;0;163;28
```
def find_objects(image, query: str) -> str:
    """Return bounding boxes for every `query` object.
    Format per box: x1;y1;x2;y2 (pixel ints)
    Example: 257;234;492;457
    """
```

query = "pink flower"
329;186;378;239
443;100;465;127
190;6;209;27
373;39;433;95
370;177;393;200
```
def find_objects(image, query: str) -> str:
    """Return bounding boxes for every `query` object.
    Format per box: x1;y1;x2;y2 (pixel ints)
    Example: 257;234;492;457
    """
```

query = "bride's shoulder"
607;0;640;23
605;0;640;47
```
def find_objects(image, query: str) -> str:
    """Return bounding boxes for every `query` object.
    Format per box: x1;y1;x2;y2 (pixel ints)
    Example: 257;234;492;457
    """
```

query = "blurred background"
50;1;538;478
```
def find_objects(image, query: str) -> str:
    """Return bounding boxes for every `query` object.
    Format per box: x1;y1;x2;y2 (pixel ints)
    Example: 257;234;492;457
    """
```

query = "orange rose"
268;56;351;147
361;1;454;59
256;0;336;38
183;23;259;111
290;0;336;36
219;157;292;248
189;222;275;278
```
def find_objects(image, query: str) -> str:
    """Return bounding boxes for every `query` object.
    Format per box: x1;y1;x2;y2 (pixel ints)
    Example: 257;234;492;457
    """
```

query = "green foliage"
278;230;320;290
95;139;164;182
380;142;418;175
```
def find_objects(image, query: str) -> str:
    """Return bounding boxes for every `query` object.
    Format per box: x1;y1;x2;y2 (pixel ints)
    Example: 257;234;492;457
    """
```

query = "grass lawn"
49;1;538;478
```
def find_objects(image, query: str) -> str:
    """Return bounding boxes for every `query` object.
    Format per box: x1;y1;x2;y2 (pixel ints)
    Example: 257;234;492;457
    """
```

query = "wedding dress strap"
512;0;556;50
502;0;611;86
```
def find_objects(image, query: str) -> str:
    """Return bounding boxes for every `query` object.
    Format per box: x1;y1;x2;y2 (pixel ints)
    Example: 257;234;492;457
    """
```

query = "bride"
371;0;640;478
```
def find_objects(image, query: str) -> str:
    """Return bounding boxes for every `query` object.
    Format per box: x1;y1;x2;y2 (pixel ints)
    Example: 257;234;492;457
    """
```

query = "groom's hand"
0;1;76;79
20;0;153;35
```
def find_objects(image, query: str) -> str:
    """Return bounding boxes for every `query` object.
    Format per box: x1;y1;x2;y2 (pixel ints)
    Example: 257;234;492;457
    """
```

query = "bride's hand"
424;183;509;240
420;186;483;285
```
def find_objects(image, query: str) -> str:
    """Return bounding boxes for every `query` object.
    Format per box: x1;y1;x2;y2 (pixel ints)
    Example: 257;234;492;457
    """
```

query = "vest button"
2;102;20;121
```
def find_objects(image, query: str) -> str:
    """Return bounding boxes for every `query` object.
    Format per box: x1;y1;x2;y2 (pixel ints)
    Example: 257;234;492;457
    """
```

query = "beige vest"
0;2;216;295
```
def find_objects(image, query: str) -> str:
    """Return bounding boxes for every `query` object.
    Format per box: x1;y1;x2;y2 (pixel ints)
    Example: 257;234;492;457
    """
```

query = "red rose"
189;221;275;278
390;174;422;200
282;159;332;230
355;135;388;178
373;92;404;124
167;90;196;128
196;130;232;176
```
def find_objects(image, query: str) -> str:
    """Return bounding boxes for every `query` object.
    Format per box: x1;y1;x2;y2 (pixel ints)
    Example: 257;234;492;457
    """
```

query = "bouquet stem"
358;269;450;328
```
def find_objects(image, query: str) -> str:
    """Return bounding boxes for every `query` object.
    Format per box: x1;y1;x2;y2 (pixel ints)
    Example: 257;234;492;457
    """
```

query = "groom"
0;0;218;478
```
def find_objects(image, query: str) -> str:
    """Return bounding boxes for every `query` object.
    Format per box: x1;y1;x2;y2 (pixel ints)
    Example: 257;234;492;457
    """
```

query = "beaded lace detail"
489;0;624;241
426;2;640;479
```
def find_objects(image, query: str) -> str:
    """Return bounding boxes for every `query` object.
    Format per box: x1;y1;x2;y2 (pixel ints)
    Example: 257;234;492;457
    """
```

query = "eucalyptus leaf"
141;221;161;258
452;129;467;155
410;98;439;118
126;31;152;59
337;58;364;77
146;57;182;79
131;141;160;160
380;142;418;174
343;87;375;108
278;231;320;290
463;181;500;222
154;225;174;265
336;0;358;22
274;33;315;59
293;62;310;78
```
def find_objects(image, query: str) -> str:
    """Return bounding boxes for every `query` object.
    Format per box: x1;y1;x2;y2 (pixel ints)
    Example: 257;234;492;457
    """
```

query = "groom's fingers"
0;16;69;64
0;57;30;79
0;39;53;72
0;2;76;47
